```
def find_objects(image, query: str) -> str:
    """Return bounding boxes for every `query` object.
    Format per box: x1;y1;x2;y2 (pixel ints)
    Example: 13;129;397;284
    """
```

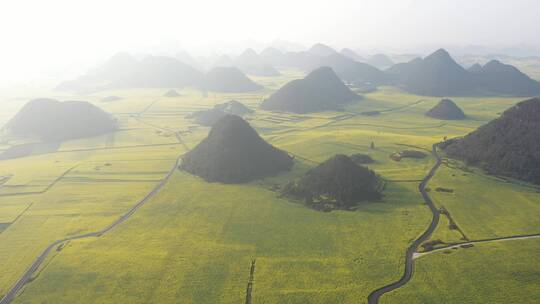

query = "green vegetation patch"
12;172;430;304
384;239;540;304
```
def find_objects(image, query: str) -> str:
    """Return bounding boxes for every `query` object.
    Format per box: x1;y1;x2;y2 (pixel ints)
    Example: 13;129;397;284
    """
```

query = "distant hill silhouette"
315;54;390;85
387;49;474;96
261;67;360;113
189;100;253;126
235;49;280;76
387;49;540;96
367;54;394;69
340;48;365;61
180;115;293;183
201;67;263;92
426;99;466;120
264;50;387;85
188;109;226;127
212;55;235;68
308;43;338;57
175;50;201;69
163;89;181;97
444;98;540;184
282;154;383;210
57;54;203;91
2;99;117;141
214;100;253;116
56;52;136;91
280;51;322;70
468;63;483;73
123;56;202;88
259;47;286;66
471;60;540;96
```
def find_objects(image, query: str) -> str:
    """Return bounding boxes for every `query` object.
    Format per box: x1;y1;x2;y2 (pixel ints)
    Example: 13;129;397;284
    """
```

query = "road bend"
367;143;442;304
0;154;183;304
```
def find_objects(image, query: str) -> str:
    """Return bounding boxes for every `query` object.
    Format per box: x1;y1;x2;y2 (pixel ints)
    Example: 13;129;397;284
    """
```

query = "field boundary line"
138;98;160;115
0;202;35;236
131;115;189;151
0;165;78;197
0;153;183;304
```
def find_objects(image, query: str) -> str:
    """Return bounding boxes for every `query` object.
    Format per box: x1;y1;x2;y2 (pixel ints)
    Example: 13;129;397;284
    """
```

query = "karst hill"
425;99;466;120
444;97;540;184
282;154;383;210
261;67;360;113
180;115;293;183
201;67;263;92
2;98;117;141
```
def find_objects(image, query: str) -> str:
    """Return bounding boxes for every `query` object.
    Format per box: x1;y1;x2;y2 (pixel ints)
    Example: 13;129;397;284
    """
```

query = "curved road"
367;143;442;304
0;154;183;304
413;233;540;259
3;132;537;304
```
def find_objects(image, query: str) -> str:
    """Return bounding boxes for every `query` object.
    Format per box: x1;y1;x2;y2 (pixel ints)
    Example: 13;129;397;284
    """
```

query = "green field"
0;71;539;303
384;239;540;303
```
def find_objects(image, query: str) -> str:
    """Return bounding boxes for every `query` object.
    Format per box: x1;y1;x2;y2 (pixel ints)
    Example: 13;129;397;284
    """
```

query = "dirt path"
367;143;442;304
131;115;189;151
138;98;160;116
0;153;183;304
0;103;193;304
367;144;540;303
378;99;426;114
0;165;78;197
413;233;540;259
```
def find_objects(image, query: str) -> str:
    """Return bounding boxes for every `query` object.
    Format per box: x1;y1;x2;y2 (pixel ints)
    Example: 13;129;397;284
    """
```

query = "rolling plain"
0;69;539;303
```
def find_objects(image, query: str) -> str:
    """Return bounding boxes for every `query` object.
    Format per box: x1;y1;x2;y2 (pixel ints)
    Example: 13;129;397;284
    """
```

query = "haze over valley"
0;1;539;304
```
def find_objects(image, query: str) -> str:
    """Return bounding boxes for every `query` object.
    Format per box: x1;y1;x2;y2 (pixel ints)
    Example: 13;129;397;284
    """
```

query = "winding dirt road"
0;154;183;304
367;143;442;304
413;233;540;259
367;144;540;303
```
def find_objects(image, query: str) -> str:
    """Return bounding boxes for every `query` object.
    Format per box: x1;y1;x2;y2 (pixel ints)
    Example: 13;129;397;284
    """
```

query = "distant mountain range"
57;53;203;92
233;49;280;76
387;49;474;96
340;48;365;61
469;60;540;96
366;54;394;69
58;54;264;93
201;67;263;92
387;49;540;96
260;45;540;96
314;54;390;84
58;45;540;97
308;43;339;57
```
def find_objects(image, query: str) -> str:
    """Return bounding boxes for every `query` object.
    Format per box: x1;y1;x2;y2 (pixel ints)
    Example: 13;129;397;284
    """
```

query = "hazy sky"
1;0;539;85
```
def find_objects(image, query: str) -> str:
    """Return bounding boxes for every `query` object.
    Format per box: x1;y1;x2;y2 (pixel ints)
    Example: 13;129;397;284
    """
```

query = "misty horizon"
1;1;540;303
1;0;540;86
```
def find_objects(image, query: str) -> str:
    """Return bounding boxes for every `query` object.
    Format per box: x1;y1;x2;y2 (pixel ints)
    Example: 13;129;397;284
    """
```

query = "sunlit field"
384;239;540;303
0;70;539;303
